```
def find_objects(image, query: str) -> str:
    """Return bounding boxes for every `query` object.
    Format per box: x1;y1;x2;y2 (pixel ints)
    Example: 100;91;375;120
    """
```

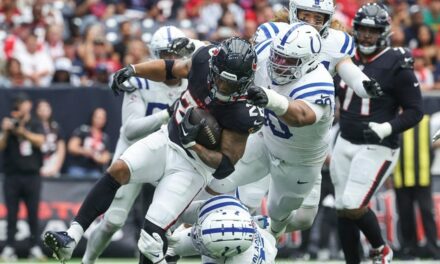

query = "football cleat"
43;231;76;263
1;246;18;262
370;244;393;264
29;245;47;261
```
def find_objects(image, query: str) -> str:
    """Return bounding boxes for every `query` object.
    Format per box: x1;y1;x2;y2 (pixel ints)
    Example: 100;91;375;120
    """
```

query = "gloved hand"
111;65;136;96
246;85;268;107
168;37;195;58
167;99;180;118
137;230;165;264
178;108;205;148
363;78;384;97
363;122;392;143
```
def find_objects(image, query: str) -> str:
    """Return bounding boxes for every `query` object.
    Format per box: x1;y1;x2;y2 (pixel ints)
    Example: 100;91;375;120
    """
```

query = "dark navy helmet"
209;37;257;101
353;3;391;55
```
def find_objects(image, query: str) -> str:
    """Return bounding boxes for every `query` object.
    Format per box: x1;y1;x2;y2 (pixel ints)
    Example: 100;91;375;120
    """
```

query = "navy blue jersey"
168;45;264;150
335;47;423;148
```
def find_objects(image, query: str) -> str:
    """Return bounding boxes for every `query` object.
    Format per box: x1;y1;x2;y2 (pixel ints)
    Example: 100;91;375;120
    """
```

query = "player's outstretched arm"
247;85;319;127
337;57;383;98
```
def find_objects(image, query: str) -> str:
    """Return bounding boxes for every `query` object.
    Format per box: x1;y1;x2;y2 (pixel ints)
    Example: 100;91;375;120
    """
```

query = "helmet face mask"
208;38;256;102
353;3;391;55
268;23;322;85
289;0;334;37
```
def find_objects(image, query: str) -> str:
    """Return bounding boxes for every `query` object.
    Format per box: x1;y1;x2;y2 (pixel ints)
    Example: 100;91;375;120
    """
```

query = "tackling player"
81;26;190;264
43;37;264;264
331;4;423;263
138;195;277;264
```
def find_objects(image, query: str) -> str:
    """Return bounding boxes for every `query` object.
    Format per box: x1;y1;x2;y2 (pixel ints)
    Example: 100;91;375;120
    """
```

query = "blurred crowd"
0;0;439;90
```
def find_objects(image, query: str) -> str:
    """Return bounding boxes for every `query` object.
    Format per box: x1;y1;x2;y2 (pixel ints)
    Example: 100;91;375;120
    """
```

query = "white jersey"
320;28;355;76
114;77;186;155
254;44;334;166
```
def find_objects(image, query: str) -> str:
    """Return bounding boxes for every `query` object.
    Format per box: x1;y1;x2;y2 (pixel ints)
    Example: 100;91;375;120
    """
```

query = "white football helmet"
149;26;186;59
268;23;322;85
289;0;334;37
252;22;290;45
192;195;256;259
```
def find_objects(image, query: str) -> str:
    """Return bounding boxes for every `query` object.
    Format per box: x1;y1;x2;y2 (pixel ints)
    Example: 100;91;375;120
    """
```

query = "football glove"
363;122;392;143
168;37;195;58
246;85;268;107
111;65;136;96
178;108;205;148
363;78;384;97
138;230;166;264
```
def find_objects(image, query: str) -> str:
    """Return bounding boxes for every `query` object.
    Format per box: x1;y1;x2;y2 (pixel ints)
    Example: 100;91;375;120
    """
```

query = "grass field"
13;259;440;264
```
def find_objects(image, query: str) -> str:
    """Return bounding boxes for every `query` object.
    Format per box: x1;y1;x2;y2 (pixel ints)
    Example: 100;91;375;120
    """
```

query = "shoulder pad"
326;28;355;57
389;47;414;70
191;45;214;65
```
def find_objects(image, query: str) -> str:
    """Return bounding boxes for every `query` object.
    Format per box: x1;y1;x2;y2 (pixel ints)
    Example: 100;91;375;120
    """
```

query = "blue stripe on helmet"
199;201;248;218
280;23;305;46
202;227;256;235
257;41;271;55
268;22;279;34
166;26;172;42
340;32;350;54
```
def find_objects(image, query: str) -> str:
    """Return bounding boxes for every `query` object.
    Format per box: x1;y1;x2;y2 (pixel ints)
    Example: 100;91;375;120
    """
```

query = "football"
189;107;222;150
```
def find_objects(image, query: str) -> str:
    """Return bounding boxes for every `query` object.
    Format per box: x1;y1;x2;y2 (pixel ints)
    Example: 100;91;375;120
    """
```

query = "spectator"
391;25;406;47
0;57;32;88
63;38;87;86
0;0;22;31
423;0;440;33
404;5;426;49
416;24;437;64
67;107;111;179
74;0;116;20
0;93;46;261
413;49;435;91
91;63;111;86
14;33;54;87
393;115;440;260
36;99;66;178
210;10;240;41
112;20;132;64
44;24;65;60
122;38;149;65
51;57;81;87
199;0;245;33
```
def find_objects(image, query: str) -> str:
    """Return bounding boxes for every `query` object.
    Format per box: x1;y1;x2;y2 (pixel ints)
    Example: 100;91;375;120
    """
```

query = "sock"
354;208;385;249
74;173;121;231
338;216;361;264
82;219;117;264
270;212;293;234
67;222;84;244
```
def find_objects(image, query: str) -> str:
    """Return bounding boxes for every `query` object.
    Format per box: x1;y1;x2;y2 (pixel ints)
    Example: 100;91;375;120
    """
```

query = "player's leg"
236;176;270;214
330;136;362;264
267;162;321;237
285;175;321;232
338;144;399;263
44;130;168;262
82;183;142;264
139;147;206;264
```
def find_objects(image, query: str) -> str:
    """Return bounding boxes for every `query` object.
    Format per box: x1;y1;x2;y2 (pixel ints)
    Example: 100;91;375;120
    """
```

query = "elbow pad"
212;154;235;179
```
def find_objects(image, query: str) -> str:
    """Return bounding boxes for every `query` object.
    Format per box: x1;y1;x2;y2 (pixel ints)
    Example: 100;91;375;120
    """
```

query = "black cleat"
43;231;76;263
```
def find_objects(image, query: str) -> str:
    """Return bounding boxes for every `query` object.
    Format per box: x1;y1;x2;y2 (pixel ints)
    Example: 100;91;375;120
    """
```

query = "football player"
331;3;423;263
206;23;335;239
81;26;190;264
43;37;264;264
138;195;277;264
234;0;385;234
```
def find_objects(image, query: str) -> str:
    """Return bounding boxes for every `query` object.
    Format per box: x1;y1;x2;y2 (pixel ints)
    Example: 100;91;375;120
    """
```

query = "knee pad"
287;206;318;232
237;187;266;211
104;208;128;230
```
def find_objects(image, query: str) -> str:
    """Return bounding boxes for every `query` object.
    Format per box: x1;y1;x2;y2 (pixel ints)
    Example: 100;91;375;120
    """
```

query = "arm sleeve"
298;99;327;123
121;89;170;142
389;69;424;134
337;60;370;98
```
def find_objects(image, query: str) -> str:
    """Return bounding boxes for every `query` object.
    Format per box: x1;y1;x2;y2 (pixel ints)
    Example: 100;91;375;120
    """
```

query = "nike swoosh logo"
254;120;263;126
181;126;189;136
148;253;160;258
414;82;420;87
297;180;308;184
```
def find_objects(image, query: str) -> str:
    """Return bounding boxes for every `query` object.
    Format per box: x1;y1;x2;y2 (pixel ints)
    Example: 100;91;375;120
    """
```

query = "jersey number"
265;109;293;139
340;80;370;116
174;90;198;124
146;103;168;116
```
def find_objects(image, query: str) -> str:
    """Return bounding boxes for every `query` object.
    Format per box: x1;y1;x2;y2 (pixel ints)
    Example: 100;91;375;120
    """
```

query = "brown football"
189;108;222;150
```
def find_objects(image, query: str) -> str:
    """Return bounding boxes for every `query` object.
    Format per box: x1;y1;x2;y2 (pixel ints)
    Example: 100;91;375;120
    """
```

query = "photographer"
0;93;46;261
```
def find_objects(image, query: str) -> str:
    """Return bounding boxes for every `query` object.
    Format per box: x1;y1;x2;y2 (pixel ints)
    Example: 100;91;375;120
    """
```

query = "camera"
10;118;20;128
